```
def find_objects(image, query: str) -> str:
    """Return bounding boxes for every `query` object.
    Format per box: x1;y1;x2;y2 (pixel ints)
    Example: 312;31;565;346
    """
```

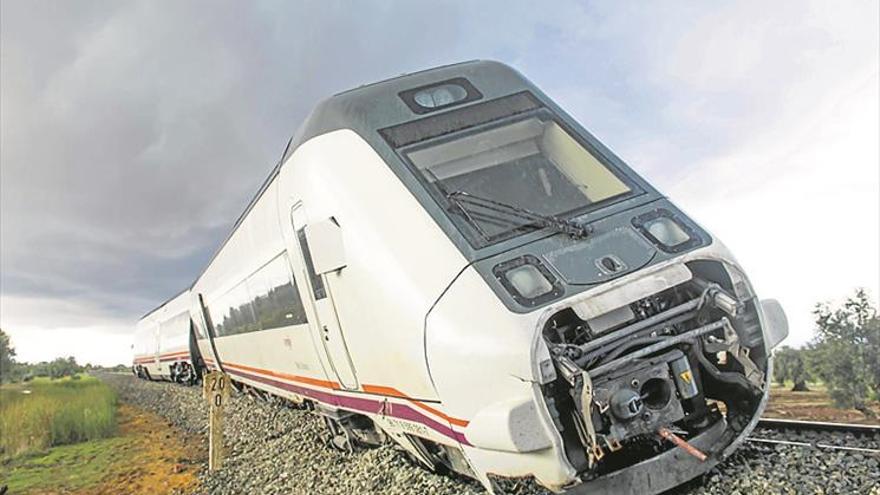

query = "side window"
158;313;190;348
296;228;327;300
208;282;258;337
207;293;226;336
206;252;309;337
250;253;308;329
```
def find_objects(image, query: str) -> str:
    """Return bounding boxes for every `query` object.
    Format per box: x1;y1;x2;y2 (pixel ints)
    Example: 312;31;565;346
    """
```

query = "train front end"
369;62;788;493
532;245;788;493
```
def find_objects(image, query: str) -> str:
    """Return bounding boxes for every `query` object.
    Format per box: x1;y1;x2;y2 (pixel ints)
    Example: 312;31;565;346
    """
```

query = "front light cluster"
493;255;563;307
632;209;701;253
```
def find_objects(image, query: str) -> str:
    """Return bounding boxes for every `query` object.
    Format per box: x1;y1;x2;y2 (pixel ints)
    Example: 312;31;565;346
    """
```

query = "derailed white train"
134;61;789;494
133;289;201;384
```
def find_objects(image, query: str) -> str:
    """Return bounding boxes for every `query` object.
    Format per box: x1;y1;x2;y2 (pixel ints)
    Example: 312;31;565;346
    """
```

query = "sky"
1;1;877;366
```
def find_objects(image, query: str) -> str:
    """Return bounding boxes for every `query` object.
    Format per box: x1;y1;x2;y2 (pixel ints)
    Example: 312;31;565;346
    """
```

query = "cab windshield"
387;94;634;247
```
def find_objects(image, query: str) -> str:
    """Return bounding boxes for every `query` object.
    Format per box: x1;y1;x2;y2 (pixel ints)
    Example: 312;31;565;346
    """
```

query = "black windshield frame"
382;93;642;248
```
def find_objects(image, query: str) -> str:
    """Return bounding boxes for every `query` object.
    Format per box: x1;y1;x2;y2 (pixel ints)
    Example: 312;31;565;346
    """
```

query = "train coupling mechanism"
540;270;771;475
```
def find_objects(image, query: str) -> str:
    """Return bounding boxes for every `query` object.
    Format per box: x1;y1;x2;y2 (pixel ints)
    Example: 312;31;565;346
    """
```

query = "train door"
290;203;359;390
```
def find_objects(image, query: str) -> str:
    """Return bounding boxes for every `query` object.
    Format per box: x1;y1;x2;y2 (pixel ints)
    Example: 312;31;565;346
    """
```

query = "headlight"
507;264;553;298
645;217;690;247
632;209;701;253
493;255;564;307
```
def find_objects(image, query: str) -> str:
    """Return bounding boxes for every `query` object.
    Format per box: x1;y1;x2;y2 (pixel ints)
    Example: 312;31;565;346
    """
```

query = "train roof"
282;59;532;161
146;61;517;316
191;60;538;286
139;286;190;321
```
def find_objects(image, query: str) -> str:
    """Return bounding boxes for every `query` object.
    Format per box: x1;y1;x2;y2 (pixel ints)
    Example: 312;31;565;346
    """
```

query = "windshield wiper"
445;190;591;240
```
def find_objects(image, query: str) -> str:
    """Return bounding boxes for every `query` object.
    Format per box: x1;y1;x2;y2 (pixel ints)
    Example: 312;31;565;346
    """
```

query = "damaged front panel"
540;260;770;488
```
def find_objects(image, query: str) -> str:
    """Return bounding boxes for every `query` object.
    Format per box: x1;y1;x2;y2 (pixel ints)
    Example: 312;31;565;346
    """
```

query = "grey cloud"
2;0;875;354
7;0;863;332
1;0;598;325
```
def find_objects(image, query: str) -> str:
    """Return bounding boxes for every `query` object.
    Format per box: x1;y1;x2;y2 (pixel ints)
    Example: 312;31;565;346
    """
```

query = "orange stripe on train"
204;359;469;428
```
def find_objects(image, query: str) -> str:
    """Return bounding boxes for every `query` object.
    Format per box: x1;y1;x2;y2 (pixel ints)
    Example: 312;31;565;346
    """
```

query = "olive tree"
773;346;811;391
808;289;879;418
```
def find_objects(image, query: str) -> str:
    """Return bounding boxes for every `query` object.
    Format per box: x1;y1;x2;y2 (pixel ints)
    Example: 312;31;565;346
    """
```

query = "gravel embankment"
100;374;879;495
101;373;482;495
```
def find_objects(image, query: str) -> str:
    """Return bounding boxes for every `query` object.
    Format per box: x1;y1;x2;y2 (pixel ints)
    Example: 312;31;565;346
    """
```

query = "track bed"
99;373;879;495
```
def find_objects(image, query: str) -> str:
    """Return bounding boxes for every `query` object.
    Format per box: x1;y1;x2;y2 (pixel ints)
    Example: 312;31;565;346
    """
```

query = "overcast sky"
1;1;877;365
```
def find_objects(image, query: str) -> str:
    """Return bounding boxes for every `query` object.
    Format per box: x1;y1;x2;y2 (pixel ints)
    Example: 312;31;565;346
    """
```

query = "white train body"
133;290;198;384
135;61;789;494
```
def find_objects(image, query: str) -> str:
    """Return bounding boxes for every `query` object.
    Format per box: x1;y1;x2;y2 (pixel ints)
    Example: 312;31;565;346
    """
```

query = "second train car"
133;289;202;384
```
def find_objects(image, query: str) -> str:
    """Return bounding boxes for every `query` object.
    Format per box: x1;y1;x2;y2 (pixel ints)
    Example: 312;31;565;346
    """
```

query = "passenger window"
296;228;327;300
250;253;309;329
206;252;309;337
211;282;258;336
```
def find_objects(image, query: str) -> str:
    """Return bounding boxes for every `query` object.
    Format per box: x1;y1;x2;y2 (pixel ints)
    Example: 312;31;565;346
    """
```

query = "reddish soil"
75;404;204;495
764;384;880;425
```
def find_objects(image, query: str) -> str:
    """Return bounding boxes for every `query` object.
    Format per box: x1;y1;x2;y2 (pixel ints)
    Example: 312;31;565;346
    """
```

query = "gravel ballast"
100;374;879;494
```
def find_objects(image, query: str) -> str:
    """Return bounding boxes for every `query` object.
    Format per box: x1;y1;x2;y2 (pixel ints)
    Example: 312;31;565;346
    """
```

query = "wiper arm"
446;190;591;239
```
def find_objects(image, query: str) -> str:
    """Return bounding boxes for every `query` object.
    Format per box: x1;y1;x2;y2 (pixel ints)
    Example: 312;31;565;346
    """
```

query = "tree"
0;328;16;383
773;346;811;391
46;356;81;379
808;289;879;418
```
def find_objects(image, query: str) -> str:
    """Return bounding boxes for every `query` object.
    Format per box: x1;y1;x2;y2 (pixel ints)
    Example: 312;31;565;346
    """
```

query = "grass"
1;436;130;493
1;402;202;495
0;374;118;460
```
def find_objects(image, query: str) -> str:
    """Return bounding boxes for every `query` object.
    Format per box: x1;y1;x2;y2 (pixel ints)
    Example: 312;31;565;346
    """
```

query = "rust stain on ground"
74;403;203;495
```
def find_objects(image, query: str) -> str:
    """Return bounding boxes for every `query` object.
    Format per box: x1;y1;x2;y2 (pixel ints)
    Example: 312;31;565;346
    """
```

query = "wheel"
178;363;195;385
322;416;356;454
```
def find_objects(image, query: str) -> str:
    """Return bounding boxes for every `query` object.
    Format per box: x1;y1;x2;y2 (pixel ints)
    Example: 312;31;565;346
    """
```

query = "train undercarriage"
133;361;198;385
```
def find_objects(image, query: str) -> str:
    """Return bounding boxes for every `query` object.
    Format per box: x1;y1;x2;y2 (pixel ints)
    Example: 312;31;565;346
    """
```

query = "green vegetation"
772;289;880;418
1;329;128;383
3;355;85;383
1;436;130;494
0;329;15;383
0;375;118;460
773;346;811;391
808;289;879;417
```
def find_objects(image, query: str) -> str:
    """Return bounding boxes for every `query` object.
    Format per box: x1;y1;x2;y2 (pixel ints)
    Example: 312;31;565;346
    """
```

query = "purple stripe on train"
226;367;470;446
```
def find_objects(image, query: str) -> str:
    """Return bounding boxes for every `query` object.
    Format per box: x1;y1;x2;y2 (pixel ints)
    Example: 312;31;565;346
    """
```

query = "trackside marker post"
203;371;230;470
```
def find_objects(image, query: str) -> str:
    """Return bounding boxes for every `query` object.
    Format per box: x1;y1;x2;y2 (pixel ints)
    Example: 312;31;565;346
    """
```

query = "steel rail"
747;437;880;455
756;418;880;435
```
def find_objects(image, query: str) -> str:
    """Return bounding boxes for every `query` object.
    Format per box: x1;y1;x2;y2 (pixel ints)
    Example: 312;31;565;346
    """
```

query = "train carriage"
133;290;200;384
136;60;789;494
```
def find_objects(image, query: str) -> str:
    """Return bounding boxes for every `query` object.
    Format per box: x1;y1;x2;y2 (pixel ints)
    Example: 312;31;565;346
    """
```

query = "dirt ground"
764;383;880;425
79;403;204;495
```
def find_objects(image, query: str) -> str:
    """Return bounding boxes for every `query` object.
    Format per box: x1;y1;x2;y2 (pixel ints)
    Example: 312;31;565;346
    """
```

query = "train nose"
532;257;784;490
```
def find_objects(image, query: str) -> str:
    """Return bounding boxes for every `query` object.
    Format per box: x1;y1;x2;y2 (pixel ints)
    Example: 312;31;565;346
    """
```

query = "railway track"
102;374;880;495
750;418;880;455
757;418;880;435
